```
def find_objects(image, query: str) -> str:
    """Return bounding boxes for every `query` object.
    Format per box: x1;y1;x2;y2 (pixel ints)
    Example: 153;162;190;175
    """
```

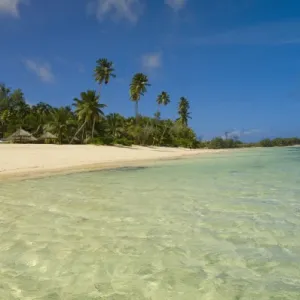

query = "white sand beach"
0;144;225;180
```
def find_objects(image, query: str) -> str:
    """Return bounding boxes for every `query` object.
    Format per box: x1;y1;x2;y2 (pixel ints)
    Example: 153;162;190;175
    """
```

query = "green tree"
209;137;225;149
0;85;30;131
32;102;53;116
106;113;125;140
259;138;273;147
72;90;106;142
177;97;191;127
31;102;53;134
94;58;116;90
46;107;74;144
156;91;170;118
130;73;150;123
0;83;11;111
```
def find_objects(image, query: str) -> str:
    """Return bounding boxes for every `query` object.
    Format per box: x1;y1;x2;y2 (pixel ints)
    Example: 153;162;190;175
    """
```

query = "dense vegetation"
0;58;199;147
0;58;299;149
202;137;300;149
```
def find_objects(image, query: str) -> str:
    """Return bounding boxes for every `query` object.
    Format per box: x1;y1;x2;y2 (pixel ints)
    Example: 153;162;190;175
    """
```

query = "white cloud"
0;0;28;17
165;0;187;11
141;52;162;70
87;0;142;23
23;59;55;83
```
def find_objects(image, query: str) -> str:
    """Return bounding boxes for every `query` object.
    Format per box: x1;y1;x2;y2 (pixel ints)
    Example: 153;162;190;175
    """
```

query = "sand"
0;144;225;180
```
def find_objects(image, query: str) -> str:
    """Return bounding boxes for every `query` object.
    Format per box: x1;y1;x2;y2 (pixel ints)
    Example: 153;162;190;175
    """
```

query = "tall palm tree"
177;97;191;127
72;90;106;142
94;58;116;91
130;73;150;123
156;91;170;119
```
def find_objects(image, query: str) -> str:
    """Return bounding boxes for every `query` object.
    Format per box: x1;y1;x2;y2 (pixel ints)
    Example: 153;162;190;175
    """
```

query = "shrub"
89;137;105;145
114;137;133;146
208;137;225;149
89;136;114;145
259;139;273;147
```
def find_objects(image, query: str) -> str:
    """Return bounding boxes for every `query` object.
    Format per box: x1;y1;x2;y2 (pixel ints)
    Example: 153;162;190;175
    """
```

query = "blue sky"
1;0;300;141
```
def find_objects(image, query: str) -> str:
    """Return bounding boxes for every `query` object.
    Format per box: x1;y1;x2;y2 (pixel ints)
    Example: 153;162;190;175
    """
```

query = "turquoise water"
0;147;300;299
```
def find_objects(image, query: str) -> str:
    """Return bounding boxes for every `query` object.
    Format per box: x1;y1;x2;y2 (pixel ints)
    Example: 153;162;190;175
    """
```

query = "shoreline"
0;144;229;182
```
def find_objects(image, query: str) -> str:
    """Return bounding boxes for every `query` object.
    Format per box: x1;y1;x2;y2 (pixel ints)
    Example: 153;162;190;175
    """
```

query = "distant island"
1;58;299;150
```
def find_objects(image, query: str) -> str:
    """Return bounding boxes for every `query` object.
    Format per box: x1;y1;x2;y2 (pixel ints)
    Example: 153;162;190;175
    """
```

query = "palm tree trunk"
135;101;139;125
34;124;42;135
70;121;86;144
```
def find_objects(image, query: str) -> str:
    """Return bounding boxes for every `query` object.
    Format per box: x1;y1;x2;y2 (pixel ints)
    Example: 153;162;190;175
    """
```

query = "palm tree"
106;113;124;139
94;58;116;91
32;102;53;115
31;102;53;134
177;97;191;127
72;90;106;142
130;73;150;123
46;107;74;144
156;91;170;118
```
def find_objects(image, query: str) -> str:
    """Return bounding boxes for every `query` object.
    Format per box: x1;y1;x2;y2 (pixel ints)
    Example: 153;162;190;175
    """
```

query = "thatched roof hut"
6;128;37;143
39;132;58;140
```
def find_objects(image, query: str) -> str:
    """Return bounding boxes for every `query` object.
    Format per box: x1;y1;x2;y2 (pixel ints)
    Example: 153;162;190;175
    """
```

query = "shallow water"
0;147;300;299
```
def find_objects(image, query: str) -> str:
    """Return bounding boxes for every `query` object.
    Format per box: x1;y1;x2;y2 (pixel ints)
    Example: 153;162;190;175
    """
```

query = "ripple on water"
0;147;300;299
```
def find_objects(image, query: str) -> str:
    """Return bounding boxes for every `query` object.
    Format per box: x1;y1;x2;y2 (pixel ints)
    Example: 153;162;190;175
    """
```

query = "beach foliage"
0;60;299;148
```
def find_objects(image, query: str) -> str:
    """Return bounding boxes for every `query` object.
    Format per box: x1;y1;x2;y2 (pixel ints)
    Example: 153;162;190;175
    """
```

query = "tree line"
202;137;300;149
0;58;299;149
0;58;197;147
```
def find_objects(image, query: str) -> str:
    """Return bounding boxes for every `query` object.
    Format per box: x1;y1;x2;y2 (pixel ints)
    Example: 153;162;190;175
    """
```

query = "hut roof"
39;132;57;140
10;128;32;137
6;128;37;142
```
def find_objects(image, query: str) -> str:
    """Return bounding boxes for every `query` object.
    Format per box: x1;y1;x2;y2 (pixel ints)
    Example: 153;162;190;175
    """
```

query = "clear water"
0;147;300;299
